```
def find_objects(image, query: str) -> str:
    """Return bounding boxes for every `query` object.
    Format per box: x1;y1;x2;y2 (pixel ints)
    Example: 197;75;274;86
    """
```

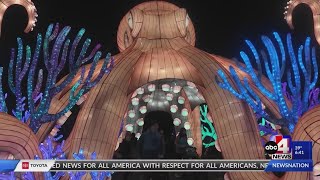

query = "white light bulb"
128;110;135;118
170;105;178;113
162;84;170;92
136;118;144;126
178;96;185;104
131;98;139;106
125;124;133;132
181;108;188;116
143;95;151;102
173;118;181;126
187;138;194;145
137;87;144;95
184;122;191;130
135;133;141;139
140;106;147;114
173;86;181;93
166;93;173;101
148;84;156;92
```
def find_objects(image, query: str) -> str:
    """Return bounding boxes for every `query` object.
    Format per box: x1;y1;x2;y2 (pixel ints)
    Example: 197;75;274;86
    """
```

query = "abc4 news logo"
264;135;292;159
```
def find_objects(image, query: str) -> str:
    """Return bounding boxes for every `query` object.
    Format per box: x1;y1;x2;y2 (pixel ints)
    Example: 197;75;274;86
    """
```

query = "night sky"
0;0;316;111
0;0;315;59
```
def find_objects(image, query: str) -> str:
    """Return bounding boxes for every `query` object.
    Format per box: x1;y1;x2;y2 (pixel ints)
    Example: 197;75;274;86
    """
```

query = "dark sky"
0;0;316;110
0;0;315;59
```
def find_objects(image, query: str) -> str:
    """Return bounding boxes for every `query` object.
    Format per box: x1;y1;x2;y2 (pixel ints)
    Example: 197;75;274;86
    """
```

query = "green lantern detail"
200;104;217;148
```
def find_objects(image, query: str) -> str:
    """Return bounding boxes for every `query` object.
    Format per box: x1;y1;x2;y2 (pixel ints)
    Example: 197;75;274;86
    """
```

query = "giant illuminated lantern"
47;2;303;179
37;1;320;179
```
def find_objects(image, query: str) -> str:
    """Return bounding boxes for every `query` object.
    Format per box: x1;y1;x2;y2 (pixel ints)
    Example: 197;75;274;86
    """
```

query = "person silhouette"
139;122;163;159
138;122;163;180
175;128;188;159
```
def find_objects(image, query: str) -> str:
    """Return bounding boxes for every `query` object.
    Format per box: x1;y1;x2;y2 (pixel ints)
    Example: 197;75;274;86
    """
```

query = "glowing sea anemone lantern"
148;84;156;92
136;118;144;126
178;96;185;104
181;108;188;116
184;122;191;130
135;133;141;139
170;105;178;113
162;84;170;92
187;138;194;145
131;97;139;106
139;106;147;114
173;85;181;93
125;124;134;132
137;87;144;95
128;110;135;118
143;95;151;102
173;118;181;126
166;93;173;101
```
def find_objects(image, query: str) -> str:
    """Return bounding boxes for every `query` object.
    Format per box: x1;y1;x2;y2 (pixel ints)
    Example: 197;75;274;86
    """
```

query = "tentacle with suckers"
0;0;37;36
284;0;320;45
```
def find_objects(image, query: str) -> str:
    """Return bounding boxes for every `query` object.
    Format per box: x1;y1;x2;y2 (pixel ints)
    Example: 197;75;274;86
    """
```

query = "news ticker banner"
0;159;313;172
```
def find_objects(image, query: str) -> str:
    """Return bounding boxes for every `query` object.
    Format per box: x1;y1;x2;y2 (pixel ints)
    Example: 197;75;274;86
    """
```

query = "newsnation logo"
264;135;292;160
